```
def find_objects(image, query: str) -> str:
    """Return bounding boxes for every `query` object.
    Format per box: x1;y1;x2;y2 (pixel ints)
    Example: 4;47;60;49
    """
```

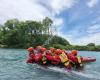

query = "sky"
0;0;100;45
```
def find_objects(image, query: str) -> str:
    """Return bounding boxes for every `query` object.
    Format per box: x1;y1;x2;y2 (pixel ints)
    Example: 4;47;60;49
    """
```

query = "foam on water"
72;70;100;80
49;66;100;80
33;64;100;80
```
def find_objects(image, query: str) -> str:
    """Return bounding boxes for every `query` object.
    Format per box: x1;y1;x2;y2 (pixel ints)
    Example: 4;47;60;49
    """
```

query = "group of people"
26;46;83;70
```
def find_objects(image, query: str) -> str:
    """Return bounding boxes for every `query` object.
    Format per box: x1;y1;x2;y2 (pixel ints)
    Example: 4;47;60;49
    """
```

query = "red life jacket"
67;53;77;62
46;51;52;56
51;55;61;65
26;58;33;63
46;55;53;61
46;54;61;65
30;54;35;60
53;55;61;62
34;53;43;62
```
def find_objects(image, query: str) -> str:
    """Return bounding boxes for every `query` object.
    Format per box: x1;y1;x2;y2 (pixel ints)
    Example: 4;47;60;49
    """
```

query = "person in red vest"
40;47;47;64
50;47;56;56
26;47;35;63
51;49;61;66
67;50;83;69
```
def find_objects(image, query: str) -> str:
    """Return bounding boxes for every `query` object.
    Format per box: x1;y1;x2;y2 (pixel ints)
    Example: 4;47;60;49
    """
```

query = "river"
0;48;100;80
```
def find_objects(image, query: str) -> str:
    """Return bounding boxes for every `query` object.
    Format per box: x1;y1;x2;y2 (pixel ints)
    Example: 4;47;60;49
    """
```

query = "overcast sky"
0;0;100;45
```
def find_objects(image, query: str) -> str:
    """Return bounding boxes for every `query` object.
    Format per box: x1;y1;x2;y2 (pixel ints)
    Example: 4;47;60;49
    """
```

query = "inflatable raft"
82;57;96;62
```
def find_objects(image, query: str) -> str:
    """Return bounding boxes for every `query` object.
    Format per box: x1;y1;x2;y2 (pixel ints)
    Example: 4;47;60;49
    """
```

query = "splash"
32;64;100;80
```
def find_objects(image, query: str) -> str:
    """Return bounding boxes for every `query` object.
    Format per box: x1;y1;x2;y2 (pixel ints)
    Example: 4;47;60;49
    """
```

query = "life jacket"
42;56;47;64
77;56;83;66
29;52;34;57
42;53;47;64
46;52;50;55
59;52;70;67
26;58;33;63
46;55;53;61
34;53;43;62
52;55;61;65
30;54;35;60
46;55;61;65
67;53;77;62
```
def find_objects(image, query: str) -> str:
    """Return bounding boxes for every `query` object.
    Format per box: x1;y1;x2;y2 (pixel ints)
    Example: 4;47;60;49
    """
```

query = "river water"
0;48;100;80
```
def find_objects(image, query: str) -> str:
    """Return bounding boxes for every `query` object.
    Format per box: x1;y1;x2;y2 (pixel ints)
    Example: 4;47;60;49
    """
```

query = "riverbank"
0;44;7;48
0;44;100;51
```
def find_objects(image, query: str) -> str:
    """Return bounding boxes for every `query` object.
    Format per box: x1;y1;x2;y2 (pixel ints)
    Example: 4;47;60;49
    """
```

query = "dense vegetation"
0;17;69;48
0;17;100;51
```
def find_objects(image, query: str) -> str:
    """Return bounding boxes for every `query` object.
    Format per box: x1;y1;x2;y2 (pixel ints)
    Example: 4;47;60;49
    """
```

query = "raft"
82;57;96;62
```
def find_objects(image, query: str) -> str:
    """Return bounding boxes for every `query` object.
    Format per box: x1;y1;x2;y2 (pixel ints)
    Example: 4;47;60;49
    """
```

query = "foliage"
0;17;100;51
50;36;70;46
0;17;69;48
87;43;95;46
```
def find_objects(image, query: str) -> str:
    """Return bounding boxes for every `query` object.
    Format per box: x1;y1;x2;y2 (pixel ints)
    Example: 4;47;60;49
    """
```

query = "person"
51;49;61;66
27;47;35;63
50;47;56;56
46;50;53;65
67;50;83;69
27;47;34;56
35;46;43;54
40;47;47;64
58;50;72;69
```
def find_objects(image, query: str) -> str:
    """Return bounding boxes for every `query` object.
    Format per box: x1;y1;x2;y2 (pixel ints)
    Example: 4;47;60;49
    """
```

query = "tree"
50;35;70;46
0;17;54;48
4;19;19;30
87;43;95;46
42;17;53;34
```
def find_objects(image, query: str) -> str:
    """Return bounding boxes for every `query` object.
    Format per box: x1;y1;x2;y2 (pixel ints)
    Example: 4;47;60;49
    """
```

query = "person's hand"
80;63;83;67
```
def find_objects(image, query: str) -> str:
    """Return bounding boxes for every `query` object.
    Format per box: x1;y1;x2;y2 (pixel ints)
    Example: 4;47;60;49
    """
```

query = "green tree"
50;35;70;46
42;17;53;34
87;43;95;46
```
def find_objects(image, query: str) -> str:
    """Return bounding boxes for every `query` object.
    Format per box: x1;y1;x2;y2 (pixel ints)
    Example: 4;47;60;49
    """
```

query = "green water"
0;48;100;80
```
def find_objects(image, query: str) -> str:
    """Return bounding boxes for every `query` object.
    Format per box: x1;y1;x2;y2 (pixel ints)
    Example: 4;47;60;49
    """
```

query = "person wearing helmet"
33;46;44;64
51;49;61;65
40;47;47;65
46;49;61;66
51;54;61;66
27;47;34;51
67;50;83;69
50;47;56;56
46;50;53;65
58;51;72;69
27;47;34;57
35;46;43;53
27;47;35;63
55;49;62;55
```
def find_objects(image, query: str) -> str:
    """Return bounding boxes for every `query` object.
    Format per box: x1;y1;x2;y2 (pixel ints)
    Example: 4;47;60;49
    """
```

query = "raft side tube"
82;57;96;62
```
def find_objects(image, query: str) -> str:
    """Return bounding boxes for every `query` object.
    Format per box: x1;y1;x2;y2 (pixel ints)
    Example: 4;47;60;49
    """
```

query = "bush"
51;44;66;49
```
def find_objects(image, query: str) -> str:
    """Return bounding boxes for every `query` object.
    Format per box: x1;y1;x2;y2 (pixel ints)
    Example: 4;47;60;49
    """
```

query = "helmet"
50;47;56;51
62;50;66;53
27;47;34;52
71;50;78;55
55;49;62;55
37;46;42;49
40;48;46;52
